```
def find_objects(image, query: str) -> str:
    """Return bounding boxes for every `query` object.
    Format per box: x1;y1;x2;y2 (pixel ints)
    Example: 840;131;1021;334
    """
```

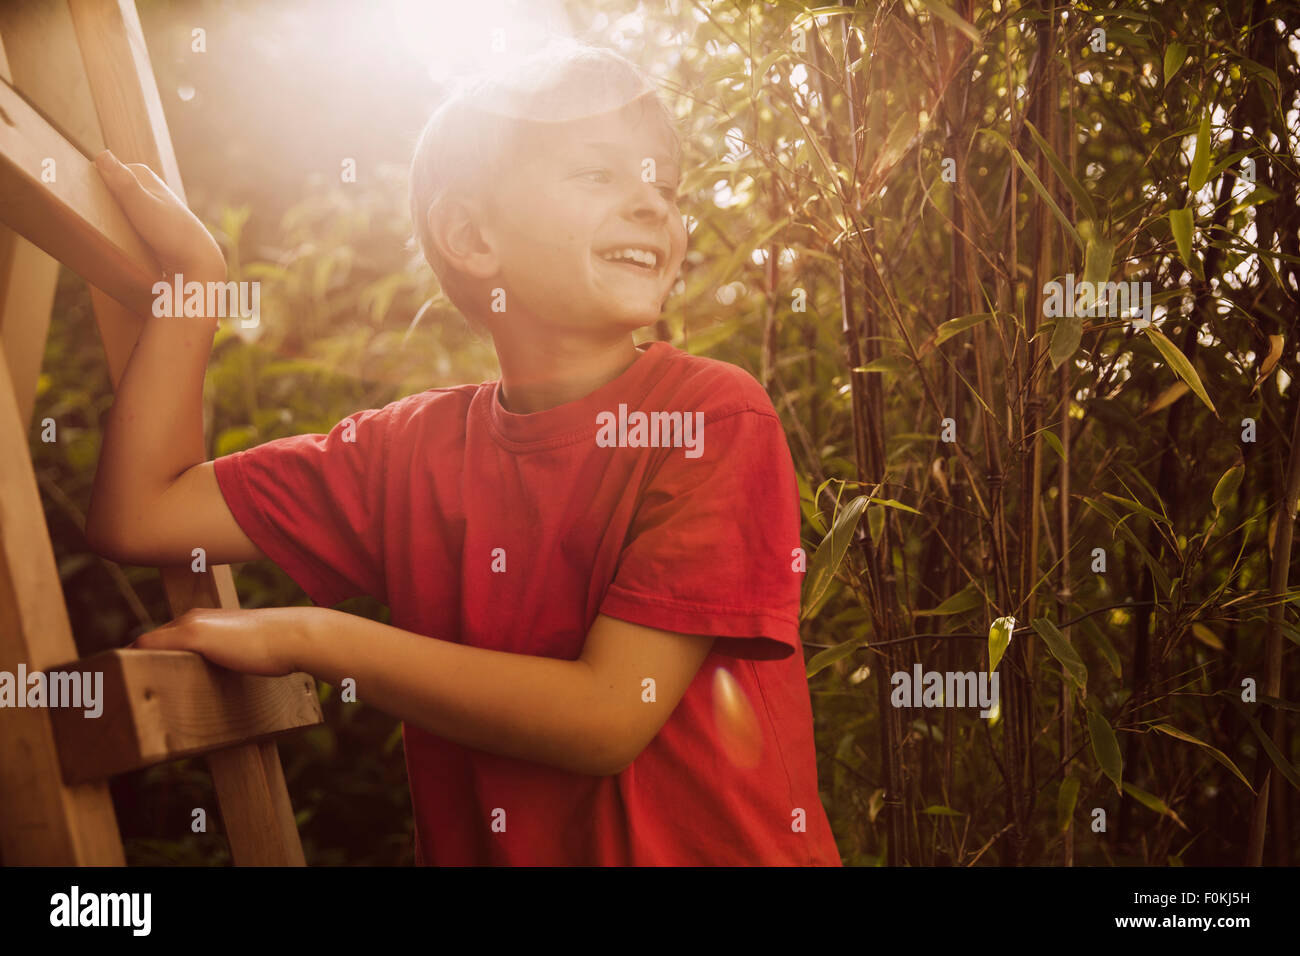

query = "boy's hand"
93;149;227;279
129;607;309;677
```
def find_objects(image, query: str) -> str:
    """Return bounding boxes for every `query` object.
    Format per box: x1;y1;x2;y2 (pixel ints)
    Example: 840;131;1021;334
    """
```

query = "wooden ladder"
0;0;322;865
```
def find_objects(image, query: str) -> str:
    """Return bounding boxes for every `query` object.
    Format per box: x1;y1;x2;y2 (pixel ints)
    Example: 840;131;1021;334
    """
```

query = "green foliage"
1033;618;1088;692
626;0;1299;866
1088;709;1124;795
987;616;1014;675
802;490;870;617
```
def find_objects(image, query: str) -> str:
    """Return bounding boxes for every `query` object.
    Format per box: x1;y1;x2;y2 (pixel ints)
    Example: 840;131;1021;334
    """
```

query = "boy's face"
475;99;687;335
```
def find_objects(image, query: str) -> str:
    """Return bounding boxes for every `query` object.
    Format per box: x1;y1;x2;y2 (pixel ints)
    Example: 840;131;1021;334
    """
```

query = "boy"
86;42;841;866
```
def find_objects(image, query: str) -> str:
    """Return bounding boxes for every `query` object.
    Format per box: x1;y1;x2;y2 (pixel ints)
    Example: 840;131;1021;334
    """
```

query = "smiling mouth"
594;252;661;278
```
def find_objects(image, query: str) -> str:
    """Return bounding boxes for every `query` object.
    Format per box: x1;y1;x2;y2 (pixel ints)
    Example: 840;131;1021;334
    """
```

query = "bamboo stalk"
1246;375;1300;864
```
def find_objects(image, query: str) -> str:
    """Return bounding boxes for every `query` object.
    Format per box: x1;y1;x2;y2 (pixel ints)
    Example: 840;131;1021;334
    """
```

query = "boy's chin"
573;298;664;333
486;298;661;337
600;295;665;325
596;308;662;334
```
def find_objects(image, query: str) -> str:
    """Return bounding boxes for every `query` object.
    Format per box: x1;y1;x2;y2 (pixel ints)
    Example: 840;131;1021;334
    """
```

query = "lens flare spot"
712;666;762;768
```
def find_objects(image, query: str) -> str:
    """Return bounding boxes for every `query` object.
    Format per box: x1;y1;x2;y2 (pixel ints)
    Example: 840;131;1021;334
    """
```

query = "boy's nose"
626;182;672;220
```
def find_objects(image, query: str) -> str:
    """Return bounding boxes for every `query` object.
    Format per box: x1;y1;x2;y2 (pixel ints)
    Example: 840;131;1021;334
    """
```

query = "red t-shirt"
213;340;841;865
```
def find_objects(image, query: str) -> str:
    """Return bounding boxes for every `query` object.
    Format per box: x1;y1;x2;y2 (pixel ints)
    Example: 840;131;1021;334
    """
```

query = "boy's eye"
576;169;678;201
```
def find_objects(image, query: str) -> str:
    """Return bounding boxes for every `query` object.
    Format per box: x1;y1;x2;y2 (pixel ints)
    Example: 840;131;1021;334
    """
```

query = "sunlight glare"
713;667;763;768
350;0;574;85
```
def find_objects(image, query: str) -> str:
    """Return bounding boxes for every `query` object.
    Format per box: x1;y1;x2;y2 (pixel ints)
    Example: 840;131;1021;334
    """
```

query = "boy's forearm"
293;608;619;776
87;264;224;543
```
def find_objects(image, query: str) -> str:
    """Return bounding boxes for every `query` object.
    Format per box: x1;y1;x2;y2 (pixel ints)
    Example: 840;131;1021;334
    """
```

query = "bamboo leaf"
1277;620;1300;648
1139;380;1190;417
1031;618;1088;691
1041;428;1065;461
1082;497;1173;595
988;616;1015;673
1228;183;1279;216
802;495;869;615
1102;491;1170;528
1212;460;1245;512
1088;709;1123;793
1253;334;1285;393
925;580;985;616
981;129;1083;250
919;0;981;45
1144;326;1217;416
1188;113;1212;193
1231;698;1300;791
1024;119;1097;223
796;471;827;536
867;788;885;824
921;804;966;817
867;497;923;515
1048;314;1083;369
1057;776;1080;832
1168;206;1194;271
936;312;996;345
1083;230;1115;289
1191;623;1225;650
1084;619;1123;678
853;356;912;375
790;6;855;30
1204;149;1254;187
1122;782;1189;830
875;110;920;174
1163;41;1187;87
1239;56;1280;88
806;635;871;678
1152;723;1254;792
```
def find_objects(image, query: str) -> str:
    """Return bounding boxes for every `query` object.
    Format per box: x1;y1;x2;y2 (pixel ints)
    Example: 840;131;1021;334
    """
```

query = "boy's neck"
492;331;641;415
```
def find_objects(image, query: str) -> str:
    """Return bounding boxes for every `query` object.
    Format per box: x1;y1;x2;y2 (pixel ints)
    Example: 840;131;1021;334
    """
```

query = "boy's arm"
299;610;714;776
84;152;264;567
138;607;714;777
86;320;267;567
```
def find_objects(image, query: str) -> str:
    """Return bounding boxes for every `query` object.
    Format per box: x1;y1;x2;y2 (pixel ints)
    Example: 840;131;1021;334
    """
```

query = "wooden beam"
0;0;105;155
0;26;12;85
70;0;315;866
0;224;60;430
69;0;184;196
207;741;308;866
0;336;123;865
0;77;159;316
45;649;323;785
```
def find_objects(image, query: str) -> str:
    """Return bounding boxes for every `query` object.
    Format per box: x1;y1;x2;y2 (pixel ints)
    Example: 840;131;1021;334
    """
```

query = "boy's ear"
427;196;499;281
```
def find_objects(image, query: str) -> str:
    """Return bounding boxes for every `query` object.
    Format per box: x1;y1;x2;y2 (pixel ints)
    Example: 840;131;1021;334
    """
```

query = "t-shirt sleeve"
599;406;804;660
212;406;390;607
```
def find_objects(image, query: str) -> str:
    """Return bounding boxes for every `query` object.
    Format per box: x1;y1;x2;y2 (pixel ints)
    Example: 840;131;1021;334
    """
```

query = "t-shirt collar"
486;340;672;449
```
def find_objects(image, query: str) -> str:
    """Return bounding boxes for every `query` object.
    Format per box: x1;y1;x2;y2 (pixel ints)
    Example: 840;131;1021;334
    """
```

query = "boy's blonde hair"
407;41;680;326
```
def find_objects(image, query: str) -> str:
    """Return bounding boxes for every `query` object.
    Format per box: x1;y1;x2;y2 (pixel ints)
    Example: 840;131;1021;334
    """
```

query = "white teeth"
600;247;658;269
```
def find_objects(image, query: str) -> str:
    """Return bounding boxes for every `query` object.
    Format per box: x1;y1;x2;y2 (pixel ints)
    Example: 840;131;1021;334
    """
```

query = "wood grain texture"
46;650;323;785
0;336;123;865
0;76;159;315
0;224;59;430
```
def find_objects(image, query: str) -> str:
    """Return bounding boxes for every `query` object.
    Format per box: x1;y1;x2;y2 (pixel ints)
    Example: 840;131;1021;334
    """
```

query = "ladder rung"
0;77;159;317
42;649;323;784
